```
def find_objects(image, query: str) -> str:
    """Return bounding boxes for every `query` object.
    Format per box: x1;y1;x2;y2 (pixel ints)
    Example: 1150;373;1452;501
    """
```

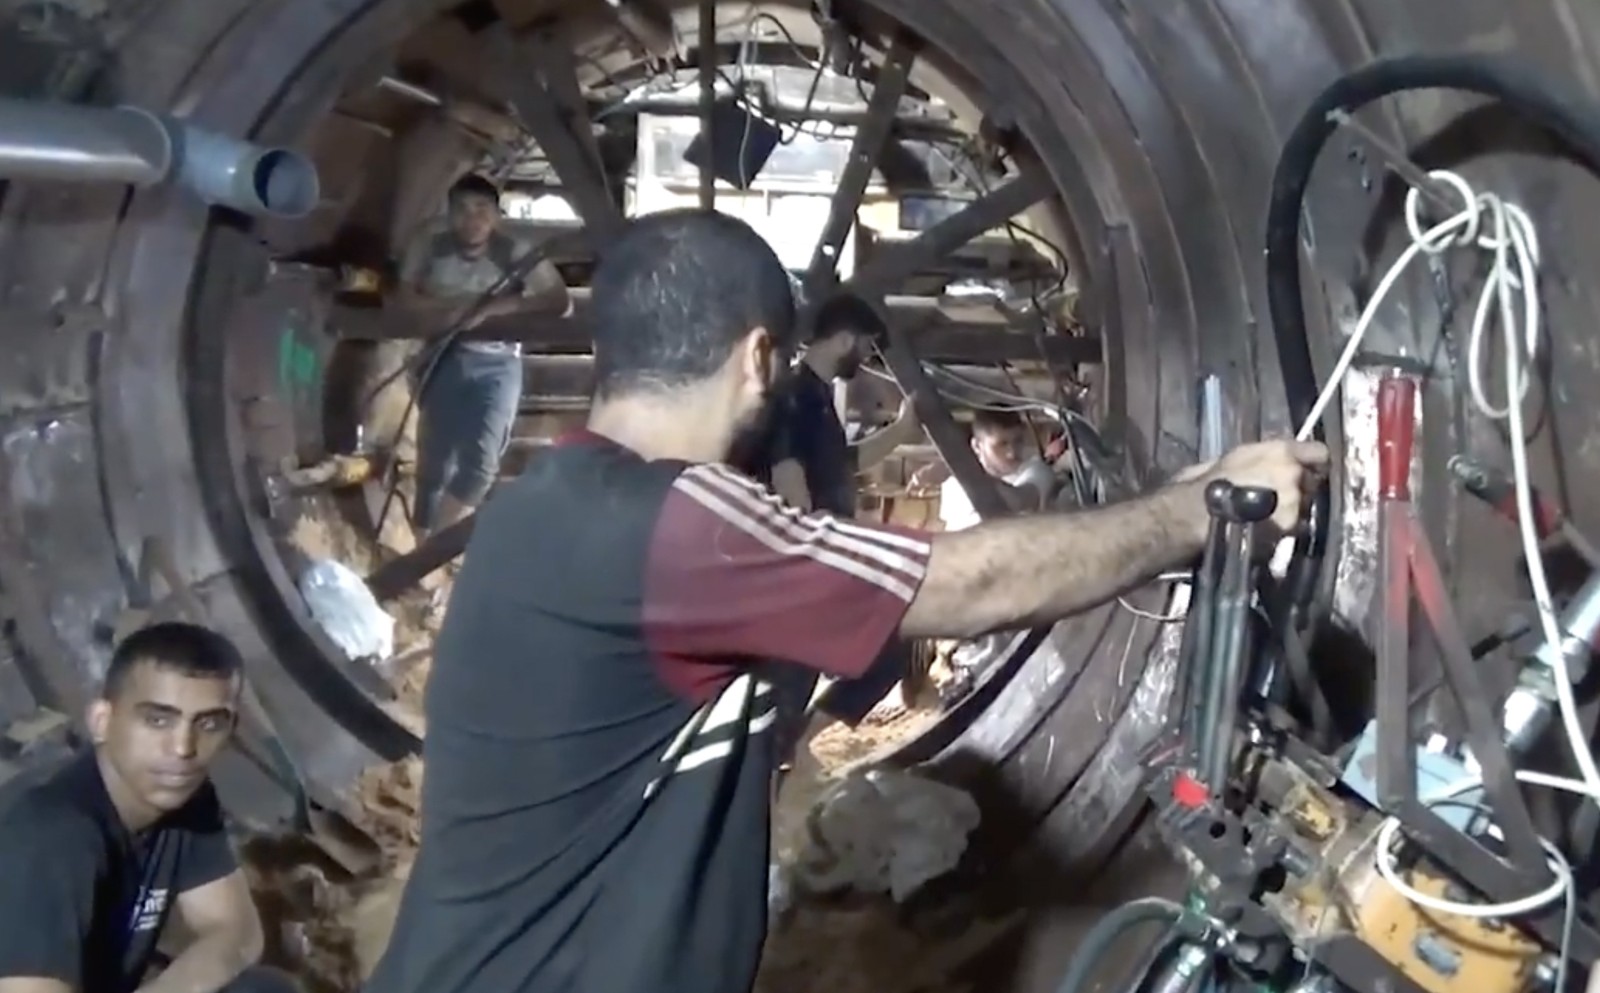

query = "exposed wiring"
1373;771;1577;993
1302;167;1583;979
1297;168;1598;798
742;10;827;146
928;138;1076;314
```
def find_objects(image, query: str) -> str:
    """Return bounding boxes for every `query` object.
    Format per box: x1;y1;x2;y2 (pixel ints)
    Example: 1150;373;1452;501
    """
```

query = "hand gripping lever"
1175;479;1279;799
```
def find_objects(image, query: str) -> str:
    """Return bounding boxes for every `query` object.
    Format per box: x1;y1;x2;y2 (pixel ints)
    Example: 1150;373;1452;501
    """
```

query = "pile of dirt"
243;836;363;993
251;685;971;992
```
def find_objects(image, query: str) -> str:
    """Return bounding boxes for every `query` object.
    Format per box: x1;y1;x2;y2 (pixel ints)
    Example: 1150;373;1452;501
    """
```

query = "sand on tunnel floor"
240;579;1022;993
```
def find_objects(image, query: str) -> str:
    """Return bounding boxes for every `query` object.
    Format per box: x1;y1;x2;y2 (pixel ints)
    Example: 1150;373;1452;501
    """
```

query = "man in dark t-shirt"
364;209;1327;993
743;291;924;754
0;623;293;993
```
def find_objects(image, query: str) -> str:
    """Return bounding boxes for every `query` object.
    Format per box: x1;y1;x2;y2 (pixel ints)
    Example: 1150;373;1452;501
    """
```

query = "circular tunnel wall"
3;0;1600;944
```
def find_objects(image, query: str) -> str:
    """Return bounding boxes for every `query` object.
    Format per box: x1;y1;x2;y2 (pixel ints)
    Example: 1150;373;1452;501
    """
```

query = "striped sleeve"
642;462;932;689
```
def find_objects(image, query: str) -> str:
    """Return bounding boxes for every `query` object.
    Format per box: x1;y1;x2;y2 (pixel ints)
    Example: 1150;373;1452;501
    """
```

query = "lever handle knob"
1204;480;1278;524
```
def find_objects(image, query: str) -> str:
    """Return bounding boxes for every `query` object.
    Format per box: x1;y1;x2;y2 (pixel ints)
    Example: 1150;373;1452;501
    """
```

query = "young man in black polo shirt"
365;208;1327;993
0;622;292;993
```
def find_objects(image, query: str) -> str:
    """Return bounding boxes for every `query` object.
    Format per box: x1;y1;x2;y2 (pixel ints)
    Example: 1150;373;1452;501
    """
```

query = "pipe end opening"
251;149;319;219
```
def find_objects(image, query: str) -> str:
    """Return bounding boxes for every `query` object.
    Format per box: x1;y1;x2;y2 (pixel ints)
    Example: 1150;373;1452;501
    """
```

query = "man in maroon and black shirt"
365;209;1328;993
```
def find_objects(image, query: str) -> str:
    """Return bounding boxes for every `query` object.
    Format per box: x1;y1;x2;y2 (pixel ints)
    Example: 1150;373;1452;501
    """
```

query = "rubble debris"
298;558;395;663
792;768;980;903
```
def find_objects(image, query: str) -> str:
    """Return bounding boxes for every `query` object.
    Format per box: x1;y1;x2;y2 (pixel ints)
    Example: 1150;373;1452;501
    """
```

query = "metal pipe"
0;97;320;219
1182;517;1226;769
1500;569;1600;754
1198;374;1225;463
378;75;443;108
1205;526;1257;792
1143;942;1216;993
1178;379;1228;764
696;0;716;209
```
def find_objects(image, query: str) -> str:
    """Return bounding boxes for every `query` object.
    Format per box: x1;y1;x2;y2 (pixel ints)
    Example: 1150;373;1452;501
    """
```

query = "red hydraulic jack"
1370;371;1551;887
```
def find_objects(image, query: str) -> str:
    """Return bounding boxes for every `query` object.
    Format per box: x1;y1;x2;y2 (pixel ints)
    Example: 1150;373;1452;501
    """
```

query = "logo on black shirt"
128;888;169;933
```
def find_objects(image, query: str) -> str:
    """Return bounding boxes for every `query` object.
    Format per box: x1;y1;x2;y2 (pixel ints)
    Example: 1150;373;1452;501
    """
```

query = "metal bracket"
875;306;1008;520
1370;372;1600;960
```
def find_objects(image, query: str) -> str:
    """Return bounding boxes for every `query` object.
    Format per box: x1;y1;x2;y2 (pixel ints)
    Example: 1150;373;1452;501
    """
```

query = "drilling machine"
1058;377;1600;993
1053;55;1600;993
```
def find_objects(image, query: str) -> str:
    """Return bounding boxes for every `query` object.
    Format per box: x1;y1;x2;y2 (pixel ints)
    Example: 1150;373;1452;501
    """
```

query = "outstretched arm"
641;440;1323;679
853;399;923;469
902;482;1205;638
137;872;263;993
901;440;1325;638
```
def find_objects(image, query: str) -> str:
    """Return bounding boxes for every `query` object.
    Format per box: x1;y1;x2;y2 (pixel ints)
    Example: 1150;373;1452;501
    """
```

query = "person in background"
932;408;1056;531
912;408;1060;701
741;291;923;766
0;622;293;993
757;292;920;515
398;173;572;536
363;208;1324;993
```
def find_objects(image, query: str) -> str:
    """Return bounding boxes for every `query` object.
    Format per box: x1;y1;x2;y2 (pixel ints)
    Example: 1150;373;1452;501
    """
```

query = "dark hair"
971;408;1027;436
811;292;886;345
449;173;501;204
589;209;796;397
103;622;243;700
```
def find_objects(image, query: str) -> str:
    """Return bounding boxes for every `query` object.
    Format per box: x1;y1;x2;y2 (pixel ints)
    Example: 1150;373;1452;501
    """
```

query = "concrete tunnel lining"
6;2;1600;984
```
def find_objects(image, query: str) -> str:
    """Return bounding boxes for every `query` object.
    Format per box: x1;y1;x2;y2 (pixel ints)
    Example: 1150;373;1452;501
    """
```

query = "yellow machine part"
1260;766;1543;993
1346;862;1541;993
340;265;384;294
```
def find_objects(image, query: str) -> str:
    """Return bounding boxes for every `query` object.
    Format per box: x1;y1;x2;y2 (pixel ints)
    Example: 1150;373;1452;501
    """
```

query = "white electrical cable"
1297;168;1590;977
1373;771;1578;993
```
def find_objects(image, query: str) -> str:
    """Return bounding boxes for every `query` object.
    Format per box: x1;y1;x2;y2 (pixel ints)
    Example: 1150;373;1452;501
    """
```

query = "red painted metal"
1172;771;1209;809
1377;375;1417;502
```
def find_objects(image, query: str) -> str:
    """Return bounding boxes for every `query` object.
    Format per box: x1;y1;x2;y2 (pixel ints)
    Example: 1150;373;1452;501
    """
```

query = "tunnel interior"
6;0;1600;990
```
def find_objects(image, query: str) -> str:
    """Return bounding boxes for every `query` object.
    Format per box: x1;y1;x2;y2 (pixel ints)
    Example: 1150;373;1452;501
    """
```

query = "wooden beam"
802;36;916;293
367;517;474;602
489;24;626;240
879;320;1009;519
332;296;1101;365
849;168;1054;296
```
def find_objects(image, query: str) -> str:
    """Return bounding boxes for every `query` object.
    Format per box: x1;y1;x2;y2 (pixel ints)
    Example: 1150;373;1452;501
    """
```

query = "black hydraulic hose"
1265;54;1600;634
1053;897;1187;993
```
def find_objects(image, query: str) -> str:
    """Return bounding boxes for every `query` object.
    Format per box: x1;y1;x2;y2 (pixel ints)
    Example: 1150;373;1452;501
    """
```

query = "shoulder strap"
426;230;457;263
486;231;518;276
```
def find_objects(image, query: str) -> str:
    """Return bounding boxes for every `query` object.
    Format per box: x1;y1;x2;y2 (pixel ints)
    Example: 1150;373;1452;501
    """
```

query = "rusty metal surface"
93;0;432;830
0;0;434;831
0;1;1596;961
854;0;1600;956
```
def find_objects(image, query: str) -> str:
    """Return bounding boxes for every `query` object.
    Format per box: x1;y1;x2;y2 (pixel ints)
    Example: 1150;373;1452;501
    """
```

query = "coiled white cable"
1296;168;1593;971
1373;771;1577;993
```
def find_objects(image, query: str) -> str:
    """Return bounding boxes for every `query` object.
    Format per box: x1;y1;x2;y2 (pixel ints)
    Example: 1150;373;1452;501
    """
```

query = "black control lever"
1175;480;1277;796
1206;480;1279;527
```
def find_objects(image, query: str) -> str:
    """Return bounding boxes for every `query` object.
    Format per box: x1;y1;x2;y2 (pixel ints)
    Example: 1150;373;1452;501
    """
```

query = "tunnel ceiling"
4;6;1600;984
